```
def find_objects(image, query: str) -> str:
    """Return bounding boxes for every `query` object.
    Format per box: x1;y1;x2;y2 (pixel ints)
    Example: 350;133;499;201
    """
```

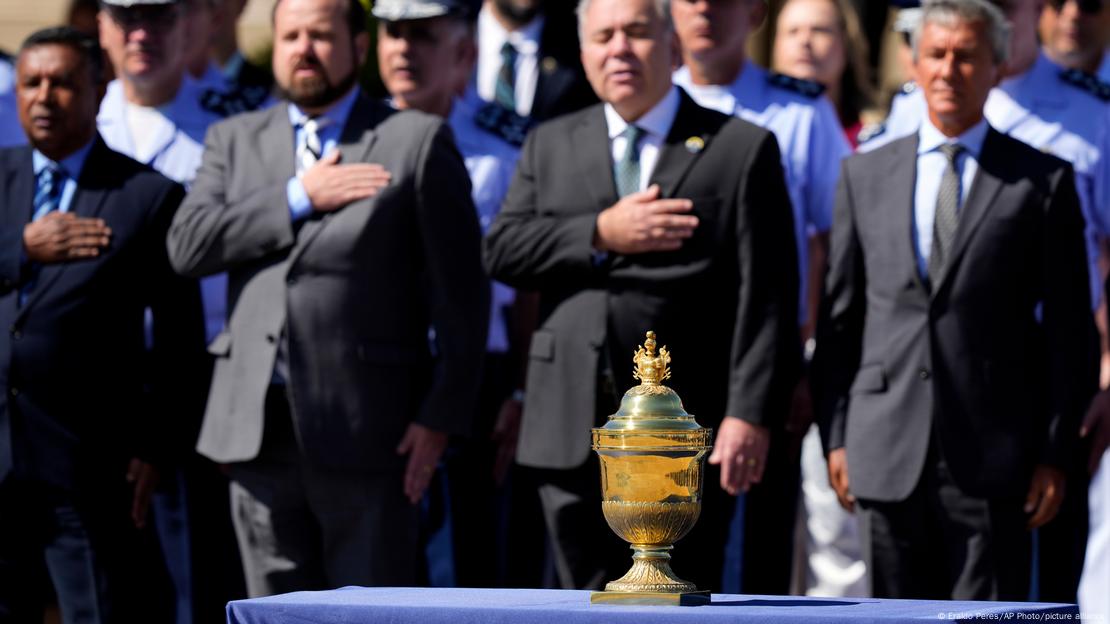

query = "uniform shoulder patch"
766;72;826;99
857;122;886;144
474;102;535;147
200;85;272;118
1059;69;1110;102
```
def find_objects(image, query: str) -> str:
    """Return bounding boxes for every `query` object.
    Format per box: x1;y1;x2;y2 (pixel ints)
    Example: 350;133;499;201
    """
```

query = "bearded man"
166;0;489;596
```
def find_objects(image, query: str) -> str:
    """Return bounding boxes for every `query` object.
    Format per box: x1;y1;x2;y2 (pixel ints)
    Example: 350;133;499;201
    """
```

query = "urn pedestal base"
589;590;710;606
589;546;711;606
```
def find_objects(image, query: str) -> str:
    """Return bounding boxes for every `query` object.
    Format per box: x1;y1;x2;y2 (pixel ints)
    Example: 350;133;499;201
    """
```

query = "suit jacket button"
286;277;296;286
266;334;276;344
919;368;931;380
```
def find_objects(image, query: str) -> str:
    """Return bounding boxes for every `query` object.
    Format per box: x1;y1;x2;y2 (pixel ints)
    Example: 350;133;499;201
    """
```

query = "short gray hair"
912;0;1011;64
576;0;672;43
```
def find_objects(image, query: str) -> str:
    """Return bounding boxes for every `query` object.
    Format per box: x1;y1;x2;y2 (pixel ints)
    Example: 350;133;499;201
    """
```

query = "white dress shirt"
603;86;681;192
477;6;543;116
913;117;988;277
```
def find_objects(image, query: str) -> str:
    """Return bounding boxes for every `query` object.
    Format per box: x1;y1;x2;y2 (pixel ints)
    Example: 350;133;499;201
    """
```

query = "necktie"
32;164;63;222
495;41;518;112
296;116;328;176
614;125;644;198
929;143;964;285
22;164;65;305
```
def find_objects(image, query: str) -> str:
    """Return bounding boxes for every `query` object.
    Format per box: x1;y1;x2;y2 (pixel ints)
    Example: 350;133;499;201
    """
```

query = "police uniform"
674;60;850;597
674;61;851;325
0;52;25;148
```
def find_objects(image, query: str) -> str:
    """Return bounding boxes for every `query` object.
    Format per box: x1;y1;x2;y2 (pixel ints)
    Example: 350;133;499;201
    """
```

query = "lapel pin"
685;136;705;154
542;57;558;74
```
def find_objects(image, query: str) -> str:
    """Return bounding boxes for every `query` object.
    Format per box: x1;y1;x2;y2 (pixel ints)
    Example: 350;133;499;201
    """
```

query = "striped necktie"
296;117;329;176
495;41;518;112
32;163;63;221
614;125;644;198
928;143;964;286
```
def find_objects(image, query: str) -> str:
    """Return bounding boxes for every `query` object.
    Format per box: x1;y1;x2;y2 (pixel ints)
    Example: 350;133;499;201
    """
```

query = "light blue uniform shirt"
674;61;852;324
863;53;1110;307
97;75;226;342
0;56;25;149
31;138;95;217
913;118;987;277
448;87;521;353
285;86;360;221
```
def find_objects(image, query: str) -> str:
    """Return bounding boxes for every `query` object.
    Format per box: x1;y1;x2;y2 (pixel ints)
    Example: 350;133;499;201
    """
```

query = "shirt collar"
917;115;989;159
478;6;544;56
287;86;361;129
221;51;245;82
33;135;96;181
604;86;680;140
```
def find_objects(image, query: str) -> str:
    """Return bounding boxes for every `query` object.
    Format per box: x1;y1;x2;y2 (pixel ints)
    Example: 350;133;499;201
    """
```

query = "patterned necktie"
296;116;328;176
928;143;964;285
495;41;518;111
22;163;65;305
614;125;644;198
32;163;63;222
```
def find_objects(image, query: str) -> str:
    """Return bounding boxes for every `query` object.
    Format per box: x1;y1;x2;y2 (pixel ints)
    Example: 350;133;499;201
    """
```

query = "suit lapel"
650;91;711;198
931;128;1004;297
18;139;114;318
880;135;929;295
573;107;618;209
287;94;381;268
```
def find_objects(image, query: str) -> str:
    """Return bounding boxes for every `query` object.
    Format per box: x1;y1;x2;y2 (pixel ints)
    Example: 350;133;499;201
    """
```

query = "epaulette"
766;71;826;99
200;85;272;118
1059;69;1110;102
900;81;917;95
857;122;886;144
474;102;535;147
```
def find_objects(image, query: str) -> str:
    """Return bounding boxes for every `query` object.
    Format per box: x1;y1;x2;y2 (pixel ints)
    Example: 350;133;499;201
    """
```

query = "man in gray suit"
166;0;489;596
484;0;800;591
815;0;1092;600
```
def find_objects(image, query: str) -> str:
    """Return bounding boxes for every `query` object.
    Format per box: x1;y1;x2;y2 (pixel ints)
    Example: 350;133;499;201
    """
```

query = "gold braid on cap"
633;331;671;385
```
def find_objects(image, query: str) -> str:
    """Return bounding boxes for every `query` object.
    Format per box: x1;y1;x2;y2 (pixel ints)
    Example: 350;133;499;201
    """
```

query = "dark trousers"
446;353;547;588
228;386;419;597
737;425;801;594
858;443;1030;600
0;473;173;623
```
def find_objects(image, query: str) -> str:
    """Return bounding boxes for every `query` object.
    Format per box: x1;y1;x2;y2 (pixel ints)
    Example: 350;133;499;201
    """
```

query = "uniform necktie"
296;116;328;176
32;163;63;222
495;41;518;111
614;125;644;198
929;143;964;285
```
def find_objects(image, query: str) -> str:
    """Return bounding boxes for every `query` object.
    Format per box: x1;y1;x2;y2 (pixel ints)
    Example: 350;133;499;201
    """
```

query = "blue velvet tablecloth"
226;587;1079;624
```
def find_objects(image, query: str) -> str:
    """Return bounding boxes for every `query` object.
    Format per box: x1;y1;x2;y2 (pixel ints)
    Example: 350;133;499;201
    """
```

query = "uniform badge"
684;136;705;154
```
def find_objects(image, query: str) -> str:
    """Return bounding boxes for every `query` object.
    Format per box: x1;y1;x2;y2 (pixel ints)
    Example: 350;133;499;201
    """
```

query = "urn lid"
597;331;706;432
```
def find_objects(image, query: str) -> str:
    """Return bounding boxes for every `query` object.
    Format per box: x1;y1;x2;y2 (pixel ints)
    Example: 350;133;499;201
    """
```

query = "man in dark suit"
167;0;489;596
476;0;596;121
0;27;206;622
484;0;800;592
815;0;1092;600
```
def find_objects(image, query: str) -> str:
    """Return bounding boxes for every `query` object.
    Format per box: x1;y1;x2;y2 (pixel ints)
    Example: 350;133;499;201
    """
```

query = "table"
226;587;1080;624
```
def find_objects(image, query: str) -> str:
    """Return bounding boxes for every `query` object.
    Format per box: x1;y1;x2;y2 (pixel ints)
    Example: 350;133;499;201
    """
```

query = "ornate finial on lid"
633;331;672;385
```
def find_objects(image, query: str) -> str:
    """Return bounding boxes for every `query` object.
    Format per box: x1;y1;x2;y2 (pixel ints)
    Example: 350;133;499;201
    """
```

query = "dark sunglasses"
1046;0;1104;14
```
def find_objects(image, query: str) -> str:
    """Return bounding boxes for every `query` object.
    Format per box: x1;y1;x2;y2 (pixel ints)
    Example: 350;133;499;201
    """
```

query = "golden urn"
590;331;713;606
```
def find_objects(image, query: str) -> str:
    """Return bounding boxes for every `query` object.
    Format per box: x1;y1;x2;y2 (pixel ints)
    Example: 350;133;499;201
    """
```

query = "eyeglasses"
1046;0;1104;14
104;4;182;30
